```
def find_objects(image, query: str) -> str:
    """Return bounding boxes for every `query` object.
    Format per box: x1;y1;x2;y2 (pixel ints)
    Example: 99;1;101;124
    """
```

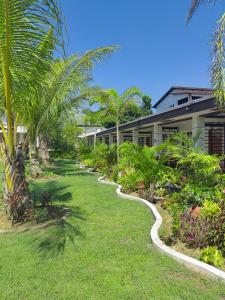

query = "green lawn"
0;160;224;299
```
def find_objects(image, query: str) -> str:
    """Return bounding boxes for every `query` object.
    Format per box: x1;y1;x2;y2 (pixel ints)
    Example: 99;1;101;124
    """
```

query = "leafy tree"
142;95;153;116
187;0;225;107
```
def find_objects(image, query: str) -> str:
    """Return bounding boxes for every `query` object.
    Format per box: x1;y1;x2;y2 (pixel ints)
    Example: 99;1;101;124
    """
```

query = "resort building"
86;86;225;155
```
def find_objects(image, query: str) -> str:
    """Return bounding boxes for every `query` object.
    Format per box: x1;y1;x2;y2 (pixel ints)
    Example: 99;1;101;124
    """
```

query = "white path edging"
98;176;225;281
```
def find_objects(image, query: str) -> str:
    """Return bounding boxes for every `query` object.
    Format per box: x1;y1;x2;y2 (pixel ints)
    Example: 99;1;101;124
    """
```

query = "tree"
142;95;153;116
93;87;143;164
187;0;225;107
94;93;152;129
0;0;64;221
23;47;117;164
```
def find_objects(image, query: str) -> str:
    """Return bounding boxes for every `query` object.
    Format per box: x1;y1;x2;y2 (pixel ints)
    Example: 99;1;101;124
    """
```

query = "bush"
93;144;117;176
201;200;221;218
178;210;211;248
82;158;95;168
200;246;224;268
118;168;139;193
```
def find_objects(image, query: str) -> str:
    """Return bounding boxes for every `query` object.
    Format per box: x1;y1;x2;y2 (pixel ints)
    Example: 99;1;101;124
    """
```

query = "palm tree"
187;0;225;107
23;47;117;164
94;88;143;164
0;0;64;221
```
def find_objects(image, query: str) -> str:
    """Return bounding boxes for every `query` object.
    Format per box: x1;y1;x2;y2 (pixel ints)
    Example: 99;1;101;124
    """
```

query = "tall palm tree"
0;0;64;221
23;47;117;164
187;0;225;107
94;88;143;164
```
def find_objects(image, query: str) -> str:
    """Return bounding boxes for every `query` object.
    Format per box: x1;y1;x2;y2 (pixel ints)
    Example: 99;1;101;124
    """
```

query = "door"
208;129;223;155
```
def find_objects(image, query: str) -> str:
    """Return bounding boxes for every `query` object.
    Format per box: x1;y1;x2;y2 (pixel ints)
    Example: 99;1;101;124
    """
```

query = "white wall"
156;93;204;113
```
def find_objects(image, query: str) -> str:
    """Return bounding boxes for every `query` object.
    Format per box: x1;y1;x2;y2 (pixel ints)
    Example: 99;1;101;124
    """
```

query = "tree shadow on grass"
31;206;86;258
31;181;73;206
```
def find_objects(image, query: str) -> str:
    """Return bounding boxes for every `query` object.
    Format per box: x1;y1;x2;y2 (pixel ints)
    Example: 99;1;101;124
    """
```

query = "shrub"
200;246;224;268
178;210;211;248
93;144;117;176
82;158;95;168
118;168;139;193
201;200;221;218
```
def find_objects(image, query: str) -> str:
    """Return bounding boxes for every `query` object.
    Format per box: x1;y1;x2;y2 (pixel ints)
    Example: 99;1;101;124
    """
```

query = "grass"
0;160;224;299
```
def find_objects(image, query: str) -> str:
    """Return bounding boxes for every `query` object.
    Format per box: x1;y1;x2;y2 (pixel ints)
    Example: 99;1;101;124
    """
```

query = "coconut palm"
23;46;116;164
94;88;143;164
0;0;65;221
187;0;225;107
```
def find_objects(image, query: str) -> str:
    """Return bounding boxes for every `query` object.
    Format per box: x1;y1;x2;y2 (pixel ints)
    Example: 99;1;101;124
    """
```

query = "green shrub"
201;200;221;218
200;246;224;268
93;144;117;176
82;158;95;167
118;168;139;193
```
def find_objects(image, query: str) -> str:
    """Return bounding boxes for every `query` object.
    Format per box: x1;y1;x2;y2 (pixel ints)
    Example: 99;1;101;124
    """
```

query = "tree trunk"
38;135;49;165
116;122;120;165
93;127;97;154
0;143;33;223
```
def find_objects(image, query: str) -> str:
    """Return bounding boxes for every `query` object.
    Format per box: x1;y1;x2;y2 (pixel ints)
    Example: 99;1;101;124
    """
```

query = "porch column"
153;123;163;146
109;134;113;145
192;115;205;149
118;131;123;144
132;129;139;144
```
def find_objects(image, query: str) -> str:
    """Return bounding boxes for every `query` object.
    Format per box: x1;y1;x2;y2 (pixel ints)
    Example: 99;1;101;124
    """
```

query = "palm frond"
211;12;225;108
187;0;221;23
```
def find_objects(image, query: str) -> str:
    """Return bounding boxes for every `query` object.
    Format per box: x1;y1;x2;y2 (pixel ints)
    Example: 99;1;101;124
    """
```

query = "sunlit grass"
0;160;224;299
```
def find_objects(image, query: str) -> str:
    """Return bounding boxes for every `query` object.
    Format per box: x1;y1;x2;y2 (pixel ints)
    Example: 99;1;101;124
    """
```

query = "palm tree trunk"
116;121;120;165
93;126;97;153
38;134;49;165
0;143;33;222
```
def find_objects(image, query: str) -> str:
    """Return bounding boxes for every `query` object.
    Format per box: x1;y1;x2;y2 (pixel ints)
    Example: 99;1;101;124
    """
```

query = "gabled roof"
152;86;213;109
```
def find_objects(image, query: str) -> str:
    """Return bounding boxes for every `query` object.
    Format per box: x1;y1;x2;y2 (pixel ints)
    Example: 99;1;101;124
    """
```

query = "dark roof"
93;95;216;137
152;86;213;109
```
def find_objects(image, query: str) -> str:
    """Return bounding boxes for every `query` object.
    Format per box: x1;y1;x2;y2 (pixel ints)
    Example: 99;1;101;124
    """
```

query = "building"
86;86;225;155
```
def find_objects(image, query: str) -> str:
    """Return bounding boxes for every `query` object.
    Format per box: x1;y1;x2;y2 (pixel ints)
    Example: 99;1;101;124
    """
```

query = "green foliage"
201;200;221;218
177;152;222;186
200;246;224;268
141;95;152;116
82;158;95;168
77;140;92;161
93;144;117;176
118;168;140;193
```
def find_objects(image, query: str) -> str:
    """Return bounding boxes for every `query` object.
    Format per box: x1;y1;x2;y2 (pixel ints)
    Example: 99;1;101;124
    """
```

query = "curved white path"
98;176;225;281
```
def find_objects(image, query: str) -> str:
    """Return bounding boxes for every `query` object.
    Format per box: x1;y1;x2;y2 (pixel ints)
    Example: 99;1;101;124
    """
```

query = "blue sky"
62;0;224;105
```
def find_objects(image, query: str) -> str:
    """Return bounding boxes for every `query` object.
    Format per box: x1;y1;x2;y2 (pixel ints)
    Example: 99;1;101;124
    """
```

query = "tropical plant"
187;0;225;107
93;143;117;176
24;47;116;164
200;246;224;268
0;0;66;221
135;143;172;202
92;87;143;164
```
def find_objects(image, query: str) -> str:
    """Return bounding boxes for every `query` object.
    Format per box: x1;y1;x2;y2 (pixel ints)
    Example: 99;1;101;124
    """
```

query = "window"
123;135;132;142
177;97;188;105
192;96;201;101
138;137;145;147
105;136;109;145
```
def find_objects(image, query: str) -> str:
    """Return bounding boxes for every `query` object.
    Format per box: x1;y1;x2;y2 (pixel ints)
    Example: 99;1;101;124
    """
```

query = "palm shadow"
31;206;86;258
31;181;73;206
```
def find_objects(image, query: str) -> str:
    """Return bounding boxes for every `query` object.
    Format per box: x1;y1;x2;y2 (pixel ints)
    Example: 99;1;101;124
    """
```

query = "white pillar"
192;115;205;149
132;129;139;144
109;134;113;145
153;123;163;146
119;132;123;144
